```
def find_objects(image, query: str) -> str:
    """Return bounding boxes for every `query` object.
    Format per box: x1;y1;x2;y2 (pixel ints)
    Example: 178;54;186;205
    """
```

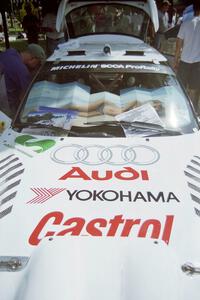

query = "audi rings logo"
51;144;160;166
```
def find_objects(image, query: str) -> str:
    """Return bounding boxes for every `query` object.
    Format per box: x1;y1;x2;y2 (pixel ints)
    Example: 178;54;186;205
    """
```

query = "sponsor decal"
27;188;66;204
51;144;160;166
101;64;160;72
27;188;180;204
15;135;56;153
59;167;149;181
50;64;161;72
65;189;180;203
29;212;174;246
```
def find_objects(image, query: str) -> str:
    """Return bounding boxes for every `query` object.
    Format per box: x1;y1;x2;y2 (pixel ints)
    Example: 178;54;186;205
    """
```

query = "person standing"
169;8;177;28
0;44;46;117
22;3;40;44
174;1;200;113
0;13;4;41
0;63;10;115
154;0;171;51
41;2;65;56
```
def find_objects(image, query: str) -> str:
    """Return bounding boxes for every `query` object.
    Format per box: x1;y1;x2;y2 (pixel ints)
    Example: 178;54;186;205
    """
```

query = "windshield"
14;61;198;137
65;4;150;40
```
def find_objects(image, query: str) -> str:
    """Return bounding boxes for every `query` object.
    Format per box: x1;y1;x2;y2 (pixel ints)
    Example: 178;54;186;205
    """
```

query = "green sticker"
15;135;56;153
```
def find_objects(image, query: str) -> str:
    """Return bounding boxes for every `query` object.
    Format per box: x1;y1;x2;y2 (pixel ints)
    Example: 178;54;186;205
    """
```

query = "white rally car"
1;1;200;299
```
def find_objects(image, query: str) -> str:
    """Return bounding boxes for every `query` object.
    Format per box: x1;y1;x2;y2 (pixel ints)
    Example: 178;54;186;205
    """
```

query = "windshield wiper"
85;120;163;128
84;120;182;136
13;123;71;135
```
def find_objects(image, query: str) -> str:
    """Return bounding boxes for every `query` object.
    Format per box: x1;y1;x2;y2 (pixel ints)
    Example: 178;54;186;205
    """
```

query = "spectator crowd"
154;0;200;113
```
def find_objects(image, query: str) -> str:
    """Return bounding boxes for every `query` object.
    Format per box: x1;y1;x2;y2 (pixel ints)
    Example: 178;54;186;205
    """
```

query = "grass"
0;20;46;52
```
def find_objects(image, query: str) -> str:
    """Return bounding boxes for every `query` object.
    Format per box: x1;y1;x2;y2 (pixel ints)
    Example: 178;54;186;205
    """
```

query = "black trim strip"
0;155;14;164
0;192;17;206
0;180;21;197
187;165;200;175
0;163;23;179
188;182;200;193
0;158;19;171
191;159;200;168
194;207;200;217
184;171;200;183
191;194;200;205
3;169;24;184
0;206;13;219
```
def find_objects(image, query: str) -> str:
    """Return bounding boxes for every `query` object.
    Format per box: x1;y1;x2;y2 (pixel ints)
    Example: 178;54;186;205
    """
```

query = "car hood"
1;127;200;299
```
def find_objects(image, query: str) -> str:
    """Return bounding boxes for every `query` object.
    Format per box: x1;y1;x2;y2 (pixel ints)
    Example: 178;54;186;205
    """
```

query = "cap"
162;0;171;6
27;44;46;63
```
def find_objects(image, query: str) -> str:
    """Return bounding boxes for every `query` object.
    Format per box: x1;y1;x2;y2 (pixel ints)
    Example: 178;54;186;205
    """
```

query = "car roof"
48;34;167;64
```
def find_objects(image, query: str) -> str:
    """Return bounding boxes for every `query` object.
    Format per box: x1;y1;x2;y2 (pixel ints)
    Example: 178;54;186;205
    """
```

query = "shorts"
177;61;200;90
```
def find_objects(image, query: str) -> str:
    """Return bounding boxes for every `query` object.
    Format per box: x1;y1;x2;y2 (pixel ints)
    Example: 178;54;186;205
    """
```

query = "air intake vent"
67;50;86;56
125;50;144;56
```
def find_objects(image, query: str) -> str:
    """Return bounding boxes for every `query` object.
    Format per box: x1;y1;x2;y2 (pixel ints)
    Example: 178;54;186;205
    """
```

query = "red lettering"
59;167;91;180
107;215;124;236
58;167;149;181
121;219;141;237
115;167;140;180
138;219;161;239
57;217;85;236
141;170;149;180
29;211;63;246
161;215;174;244
86;218;107;236
29;213;174;246
92;170;112;180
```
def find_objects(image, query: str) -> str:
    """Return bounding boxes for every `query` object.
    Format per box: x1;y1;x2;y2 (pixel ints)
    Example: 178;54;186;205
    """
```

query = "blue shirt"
0;48;31;112
182;5;194;22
